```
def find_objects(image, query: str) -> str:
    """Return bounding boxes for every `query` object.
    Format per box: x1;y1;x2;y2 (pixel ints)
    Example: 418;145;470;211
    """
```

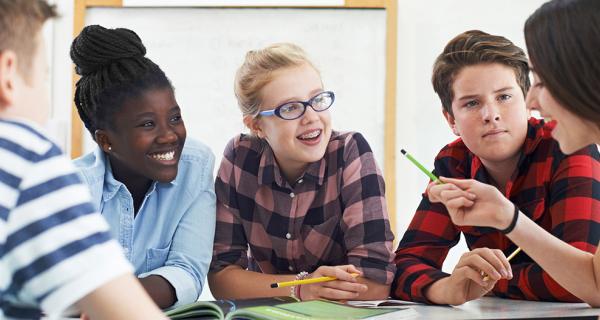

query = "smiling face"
96;87;186;184
249;63;332;182
445;63;528;166
526;71;600;154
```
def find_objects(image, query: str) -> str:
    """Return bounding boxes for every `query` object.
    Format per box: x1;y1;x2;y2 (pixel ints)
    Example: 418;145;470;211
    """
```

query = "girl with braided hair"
71;25;216;308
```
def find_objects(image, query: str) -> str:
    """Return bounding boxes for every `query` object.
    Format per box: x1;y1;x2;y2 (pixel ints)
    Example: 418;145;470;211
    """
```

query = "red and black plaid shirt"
211;131;396;284
393;118;600;303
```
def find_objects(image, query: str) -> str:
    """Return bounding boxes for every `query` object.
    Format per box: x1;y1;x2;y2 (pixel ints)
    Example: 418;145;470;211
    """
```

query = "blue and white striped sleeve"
1;121;133;317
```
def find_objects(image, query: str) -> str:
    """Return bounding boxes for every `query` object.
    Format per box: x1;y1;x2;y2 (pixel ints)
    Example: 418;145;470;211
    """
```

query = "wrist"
499;203;519;235
497;200;515;230
290;271;309;301
424;277;450;305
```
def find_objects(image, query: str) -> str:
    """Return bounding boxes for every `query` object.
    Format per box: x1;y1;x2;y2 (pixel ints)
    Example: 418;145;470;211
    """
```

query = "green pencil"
400;149;441;184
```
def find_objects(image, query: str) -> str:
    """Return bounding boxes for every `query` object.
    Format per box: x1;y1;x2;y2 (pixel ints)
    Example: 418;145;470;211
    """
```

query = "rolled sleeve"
139;265;197;307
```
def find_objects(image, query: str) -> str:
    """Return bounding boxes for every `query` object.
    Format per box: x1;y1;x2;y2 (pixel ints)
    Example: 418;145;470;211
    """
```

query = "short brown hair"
234;43;319;117
432;30;530;115
0;0;56;78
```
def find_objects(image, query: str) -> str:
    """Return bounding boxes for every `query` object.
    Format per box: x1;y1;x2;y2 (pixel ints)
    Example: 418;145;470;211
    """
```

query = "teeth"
150;151;175;161
299;130;321;139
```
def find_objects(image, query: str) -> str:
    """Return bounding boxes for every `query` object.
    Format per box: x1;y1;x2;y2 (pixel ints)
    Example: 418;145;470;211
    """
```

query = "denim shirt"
73;138;216;306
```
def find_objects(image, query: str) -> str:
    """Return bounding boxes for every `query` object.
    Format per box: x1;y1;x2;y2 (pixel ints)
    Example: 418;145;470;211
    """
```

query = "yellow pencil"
482;247;522;282
270;273;359;288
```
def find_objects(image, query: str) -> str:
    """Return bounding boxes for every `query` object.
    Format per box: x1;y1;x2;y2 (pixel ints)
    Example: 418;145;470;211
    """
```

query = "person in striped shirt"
208;43;395;301
0;1;165;318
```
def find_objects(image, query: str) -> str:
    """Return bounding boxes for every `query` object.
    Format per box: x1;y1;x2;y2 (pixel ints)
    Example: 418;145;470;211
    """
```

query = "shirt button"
298;179;303;184
290;192;295;198
285;233;292;239
288;265;294;271
123;247;129;254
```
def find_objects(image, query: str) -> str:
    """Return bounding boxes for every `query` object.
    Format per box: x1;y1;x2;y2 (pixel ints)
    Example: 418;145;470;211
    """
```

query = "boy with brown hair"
392;30;600;305
0;1;165;318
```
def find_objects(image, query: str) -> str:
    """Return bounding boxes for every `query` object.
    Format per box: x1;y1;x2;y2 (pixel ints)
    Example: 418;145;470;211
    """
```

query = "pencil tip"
270;283;278;288
400;149;406;155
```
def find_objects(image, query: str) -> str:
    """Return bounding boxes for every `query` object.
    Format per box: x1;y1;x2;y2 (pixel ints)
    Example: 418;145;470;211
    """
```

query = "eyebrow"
133;106;181;120
457;86;515;101
273;88;323;106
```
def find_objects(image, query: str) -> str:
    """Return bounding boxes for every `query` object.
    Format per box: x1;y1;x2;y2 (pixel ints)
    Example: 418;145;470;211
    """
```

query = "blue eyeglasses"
258;91;335;120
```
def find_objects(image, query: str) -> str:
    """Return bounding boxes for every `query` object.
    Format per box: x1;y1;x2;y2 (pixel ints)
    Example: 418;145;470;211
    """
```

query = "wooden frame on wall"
72;0;398;234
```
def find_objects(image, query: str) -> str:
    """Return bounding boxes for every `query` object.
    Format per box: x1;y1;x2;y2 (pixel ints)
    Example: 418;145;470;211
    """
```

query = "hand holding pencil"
271;265;367;301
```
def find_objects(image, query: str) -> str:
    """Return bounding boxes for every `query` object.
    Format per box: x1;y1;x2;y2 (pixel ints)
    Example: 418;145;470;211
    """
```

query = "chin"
154;170;178;183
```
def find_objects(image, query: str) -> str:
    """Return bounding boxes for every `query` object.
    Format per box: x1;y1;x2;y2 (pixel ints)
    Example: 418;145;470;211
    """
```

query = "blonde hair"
234;43;319;117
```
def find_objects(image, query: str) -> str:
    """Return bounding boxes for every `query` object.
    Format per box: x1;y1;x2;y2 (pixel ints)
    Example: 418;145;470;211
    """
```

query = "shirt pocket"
146;246;170;272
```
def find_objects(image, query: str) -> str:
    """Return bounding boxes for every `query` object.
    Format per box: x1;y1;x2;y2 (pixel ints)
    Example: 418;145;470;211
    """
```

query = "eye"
498;94;512;101
279;103;302;114
170;114;182;122
138;121;154;128
464;100;478;108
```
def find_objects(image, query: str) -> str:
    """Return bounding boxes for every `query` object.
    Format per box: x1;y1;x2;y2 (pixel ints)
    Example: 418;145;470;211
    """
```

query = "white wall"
46;0;548;300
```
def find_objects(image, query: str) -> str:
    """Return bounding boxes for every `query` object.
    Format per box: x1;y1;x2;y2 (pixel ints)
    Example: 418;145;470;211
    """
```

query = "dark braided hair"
71;25;172;138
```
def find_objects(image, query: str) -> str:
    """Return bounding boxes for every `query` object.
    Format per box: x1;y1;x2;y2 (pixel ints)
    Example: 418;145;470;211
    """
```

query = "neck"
480;152;521;192
274;156;307;185
109;157;152;213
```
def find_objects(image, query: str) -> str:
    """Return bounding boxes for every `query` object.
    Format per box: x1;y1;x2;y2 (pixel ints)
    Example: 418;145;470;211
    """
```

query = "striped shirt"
393;118;600;303
211;131;396;284
0;119;132;319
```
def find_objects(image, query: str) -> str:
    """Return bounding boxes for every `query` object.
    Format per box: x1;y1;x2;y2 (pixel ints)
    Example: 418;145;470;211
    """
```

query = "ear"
243;115;266;138
94;129;113;153
442;108;460;136
0;50;18;111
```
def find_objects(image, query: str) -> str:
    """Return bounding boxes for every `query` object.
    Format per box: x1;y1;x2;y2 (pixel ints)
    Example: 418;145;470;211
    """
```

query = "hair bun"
70;25;147;76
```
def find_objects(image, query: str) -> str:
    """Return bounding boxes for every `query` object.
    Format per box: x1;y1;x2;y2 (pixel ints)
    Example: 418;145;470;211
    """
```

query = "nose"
156;124;178;144
300;105;320;124
481;102;501;123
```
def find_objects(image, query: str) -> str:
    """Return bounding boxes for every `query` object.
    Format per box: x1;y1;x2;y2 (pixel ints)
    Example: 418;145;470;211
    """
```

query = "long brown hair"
525;0;600;126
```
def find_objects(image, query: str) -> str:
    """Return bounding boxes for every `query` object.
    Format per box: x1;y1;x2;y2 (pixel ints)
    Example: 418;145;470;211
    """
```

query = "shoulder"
0;119;62;163
181;138;215;164
221;133;264;162
329;131;373;156
435;137;469;161
177;138;216;178
71;146;106;187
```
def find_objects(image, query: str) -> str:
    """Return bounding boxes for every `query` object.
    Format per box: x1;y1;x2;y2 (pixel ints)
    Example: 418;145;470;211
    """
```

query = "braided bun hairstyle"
71;25;172;138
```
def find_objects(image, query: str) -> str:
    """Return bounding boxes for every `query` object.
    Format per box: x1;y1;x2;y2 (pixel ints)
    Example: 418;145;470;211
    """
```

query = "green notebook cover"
225;300;416;320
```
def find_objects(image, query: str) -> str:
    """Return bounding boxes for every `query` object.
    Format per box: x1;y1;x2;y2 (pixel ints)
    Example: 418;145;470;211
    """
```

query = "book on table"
165;297;417;319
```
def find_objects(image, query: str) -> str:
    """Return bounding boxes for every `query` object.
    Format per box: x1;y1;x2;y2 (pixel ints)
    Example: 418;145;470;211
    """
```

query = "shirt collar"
469;117;546;180
100;148;178;203
257;140;327;188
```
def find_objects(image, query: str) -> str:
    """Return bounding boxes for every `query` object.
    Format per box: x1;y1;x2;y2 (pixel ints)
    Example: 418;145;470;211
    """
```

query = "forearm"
423;277;450;305
506;212;600;306
139;275;177;309
208;266;296;299
77;273;166;319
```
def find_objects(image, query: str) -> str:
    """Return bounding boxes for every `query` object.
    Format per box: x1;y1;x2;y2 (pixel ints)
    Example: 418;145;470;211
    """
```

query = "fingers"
454;265;494;287
456;248;512;282
440;189;476;203
314;285;366;300
308;265;367;300
313;265;361;282
440;176;476;188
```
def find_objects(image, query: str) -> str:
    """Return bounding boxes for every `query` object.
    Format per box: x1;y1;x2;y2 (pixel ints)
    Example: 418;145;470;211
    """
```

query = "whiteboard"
84;7;387;169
